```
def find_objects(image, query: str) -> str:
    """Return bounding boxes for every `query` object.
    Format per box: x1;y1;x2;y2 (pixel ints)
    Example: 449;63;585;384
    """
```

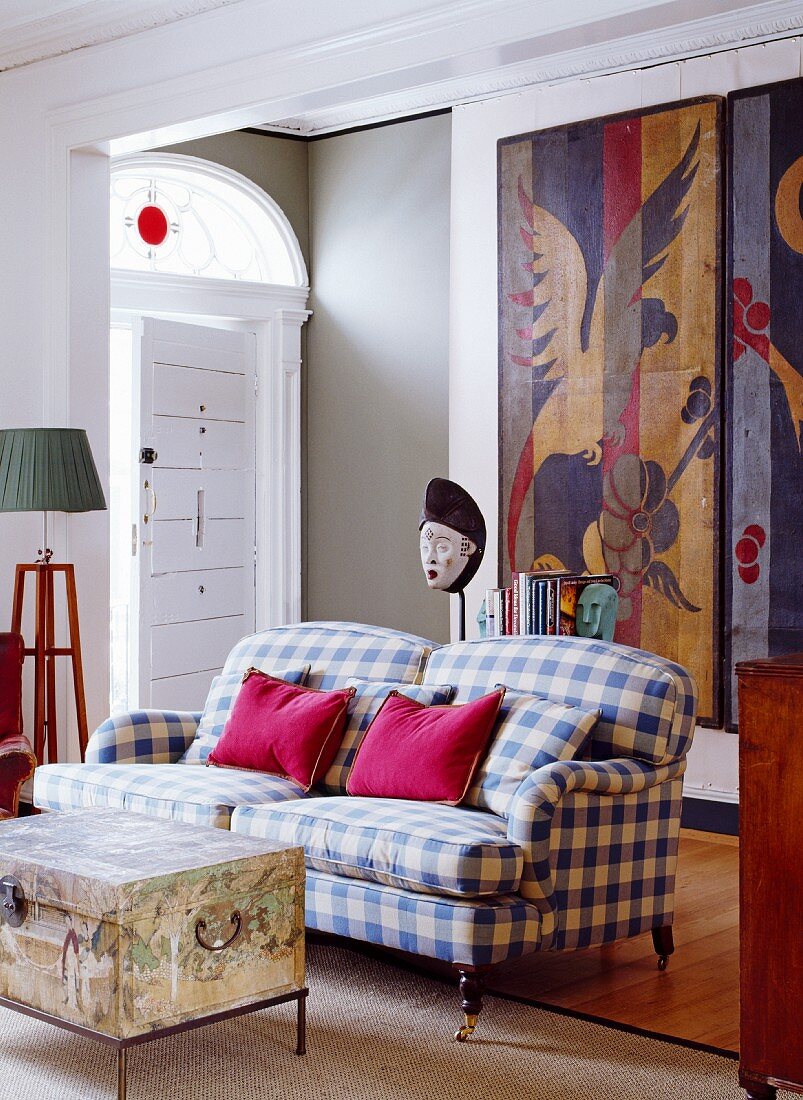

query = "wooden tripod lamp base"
11;563;89;765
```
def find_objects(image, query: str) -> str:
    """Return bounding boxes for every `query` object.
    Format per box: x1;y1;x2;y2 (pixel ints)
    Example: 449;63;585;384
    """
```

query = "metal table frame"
0;986;308;1099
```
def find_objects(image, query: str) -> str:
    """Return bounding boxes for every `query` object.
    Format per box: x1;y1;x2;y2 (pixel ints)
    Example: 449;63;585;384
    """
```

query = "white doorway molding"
111;151;310;632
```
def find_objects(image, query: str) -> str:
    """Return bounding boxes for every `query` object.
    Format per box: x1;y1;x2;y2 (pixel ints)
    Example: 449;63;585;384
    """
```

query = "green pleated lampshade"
0;428;107;513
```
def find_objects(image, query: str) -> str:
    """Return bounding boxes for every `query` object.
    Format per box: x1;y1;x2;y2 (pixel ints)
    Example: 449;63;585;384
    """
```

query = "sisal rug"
0;944;783;1099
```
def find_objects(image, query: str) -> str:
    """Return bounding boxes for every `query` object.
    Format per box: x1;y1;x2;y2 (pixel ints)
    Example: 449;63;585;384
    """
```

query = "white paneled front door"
136;317;256;709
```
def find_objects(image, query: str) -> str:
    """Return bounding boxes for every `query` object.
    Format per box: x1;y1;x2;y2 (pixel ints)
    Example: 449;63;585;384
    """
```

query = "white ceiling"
1;0;802;133
0;0;241;71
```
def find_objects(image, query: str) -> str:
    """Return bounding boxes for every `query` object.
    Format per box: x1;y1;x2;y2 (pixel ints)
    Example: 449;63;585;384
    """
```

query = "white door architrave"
112;269;309;632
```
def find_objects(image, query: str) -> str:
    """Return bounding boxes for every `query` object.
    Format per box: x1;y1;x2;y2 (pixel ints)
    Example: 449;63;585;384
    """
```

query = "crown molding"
0;0;242;73
256;0;803;136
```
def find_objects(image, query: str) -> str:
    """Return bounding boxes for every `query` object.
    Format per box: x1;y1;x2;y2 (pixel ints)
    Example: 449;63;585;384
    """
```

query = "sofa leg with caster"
652;924;674;970
453;966;488;1042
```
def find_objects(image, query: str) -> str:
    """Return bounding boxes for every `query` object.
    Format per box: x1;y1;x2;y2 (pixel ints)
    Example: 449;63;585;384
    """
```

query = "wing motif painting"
498;98;722;723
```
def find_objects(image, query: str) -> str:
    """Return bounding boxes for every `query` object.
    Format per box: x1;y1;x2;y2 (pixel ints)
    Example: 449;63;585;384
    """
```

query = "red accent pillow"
207;669;355;791
346;688;506;805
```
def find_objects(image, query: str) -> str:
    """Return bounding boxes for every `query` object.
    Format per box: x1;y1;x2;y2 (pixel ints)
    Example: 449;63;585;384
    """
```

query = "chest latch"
0;876;26;928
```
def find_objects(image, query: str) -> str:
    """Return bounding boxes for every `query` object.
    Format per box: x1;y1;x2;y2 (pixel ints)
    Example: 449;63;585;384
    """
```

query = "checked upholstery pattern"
34;762;307;828
232;797;523;897
423;636;697;765
85;711;202;764
507;757;685;949
303;869;543;968
223;621;432;690
464;689;599;818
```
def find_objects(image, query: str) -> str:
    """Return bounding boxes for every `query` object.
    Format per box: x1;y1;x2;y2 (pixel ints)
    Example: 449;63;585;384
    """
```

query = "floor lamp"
0;429;107;764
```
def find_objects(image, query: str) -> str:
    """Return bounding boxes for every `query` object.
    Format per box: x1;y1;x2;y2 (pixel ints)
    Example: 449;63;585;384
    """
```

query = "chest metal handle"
195;909;241;952
0;876;26;928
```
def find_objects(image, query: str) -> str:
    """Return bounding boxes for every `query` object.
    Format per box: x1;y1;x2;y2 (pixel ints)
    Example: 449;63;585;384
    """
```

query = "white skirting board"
684;726;739;804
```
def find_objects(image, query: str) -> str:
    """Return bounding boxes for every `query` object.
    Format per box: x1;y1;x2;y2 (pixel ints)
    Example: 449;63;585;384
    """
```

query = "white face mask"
419;521;477;591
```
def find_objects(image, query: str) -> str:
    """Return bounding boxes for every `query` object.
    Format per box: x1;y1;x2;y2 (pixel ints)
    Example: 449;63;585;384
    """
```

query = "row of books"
486;571;618;637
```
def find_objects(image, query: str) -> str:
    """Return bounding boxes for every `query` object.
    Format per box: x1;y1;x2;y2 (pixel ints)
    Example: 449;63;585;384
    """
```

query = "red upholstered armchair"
0;633;35;820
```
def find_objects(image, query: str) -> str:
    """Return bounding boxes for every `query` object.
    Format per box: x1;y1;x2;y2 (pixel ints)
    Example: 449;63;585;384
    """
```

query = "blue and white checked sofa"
34;621;697;1040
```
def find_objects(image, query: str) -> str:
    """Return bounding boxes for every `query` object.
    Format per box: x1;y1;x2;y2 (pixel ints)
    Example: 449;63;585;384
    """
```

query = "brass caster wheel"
453;1013;478;1042
657;955;668;971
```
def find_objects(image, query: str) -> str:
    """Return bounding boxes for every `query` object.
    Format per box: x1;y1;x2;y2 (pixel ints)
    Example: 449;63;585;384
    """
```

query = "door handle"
195;488;205;549
143;479;157;524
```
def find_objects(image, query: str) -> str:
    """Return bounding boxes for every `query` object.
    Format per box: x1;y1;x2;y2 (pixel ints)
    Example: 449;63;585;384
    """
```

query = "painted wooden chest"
0;809;305;1040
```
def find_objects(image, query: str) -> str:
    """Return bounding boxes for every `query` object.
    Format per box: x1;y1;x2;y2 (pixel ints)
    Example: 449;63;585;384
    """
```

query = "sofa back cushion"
180;665;310;764
319;679;453;795
223;621;433;692
422;636;697;765
464;689;600;817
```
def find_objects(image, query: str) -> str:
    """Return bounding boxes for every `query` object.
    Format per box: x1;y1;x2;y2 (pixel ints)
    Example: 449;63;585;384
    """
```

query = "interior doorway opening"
108;153;309;714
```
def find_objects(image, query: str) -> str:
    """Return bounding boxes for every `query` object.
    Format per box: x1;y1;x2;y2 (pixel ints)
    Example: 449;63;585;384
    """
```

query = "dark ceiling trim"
240;106;452;143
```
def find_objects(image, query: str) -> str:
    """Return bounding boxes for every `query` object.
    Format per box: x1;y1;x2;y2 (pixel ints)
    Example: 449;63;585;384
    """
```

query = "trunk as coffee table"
0;808;306;1098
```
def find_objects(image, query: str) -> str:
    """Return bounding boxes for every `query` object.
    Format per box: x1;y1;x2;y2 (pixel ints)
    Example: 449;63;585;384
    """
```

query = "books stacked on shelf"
485;572;618;638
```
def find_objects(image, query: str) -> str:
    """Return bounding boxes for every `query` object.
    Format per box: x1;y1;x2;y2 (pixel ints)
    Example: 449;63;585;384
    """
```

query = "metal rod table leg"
117;1047;127;1100
296;992;306;1056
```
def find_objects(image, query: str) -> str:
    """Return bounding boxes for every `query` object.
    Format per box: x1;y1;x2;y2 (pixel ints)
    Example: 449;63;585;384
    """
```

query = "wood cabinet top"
736;653;803;679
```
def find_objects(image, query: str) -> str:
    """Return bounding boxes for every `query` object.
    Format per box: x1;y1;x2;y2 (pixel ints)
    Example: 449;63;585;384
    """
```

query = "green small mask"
576;584;618;642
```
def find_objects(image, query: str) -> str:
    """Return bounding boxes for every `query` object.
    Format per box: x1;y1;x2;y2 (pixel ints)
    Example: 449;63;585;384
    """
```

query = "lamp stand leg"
45;567;58;765
33;565;47;763
64;565;89;761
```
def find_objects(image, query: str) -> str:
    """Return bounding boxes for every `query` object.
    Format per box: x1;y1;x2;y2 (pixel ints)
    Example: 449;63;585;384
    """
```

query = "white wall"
449;35;803;800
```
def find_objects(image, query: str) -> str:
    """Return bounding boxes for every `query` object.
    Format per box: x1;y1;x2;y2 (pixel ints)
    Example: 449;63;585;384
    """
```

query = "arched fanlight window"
110;153;306;287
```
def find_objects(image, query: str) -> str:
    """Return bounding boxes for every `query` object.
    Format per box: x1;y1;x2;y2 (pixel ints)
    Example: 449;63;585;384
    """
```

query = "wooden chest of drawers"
738;654;803;1100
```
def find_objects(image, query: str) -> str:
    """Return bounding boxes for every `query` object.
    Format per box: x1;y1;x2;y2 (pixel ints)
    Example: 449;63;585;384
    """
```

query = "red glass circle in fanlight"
137;204;169;246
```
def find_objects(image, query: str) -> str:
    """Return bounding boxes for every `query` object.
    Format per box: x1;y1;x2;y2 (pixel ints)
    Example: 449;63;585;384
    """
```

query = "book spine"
504;587;513;635
511;574;520;636
546;579;557;635
525;575;535;634
493;590;504;636
536;580;547;634
485;588;498;637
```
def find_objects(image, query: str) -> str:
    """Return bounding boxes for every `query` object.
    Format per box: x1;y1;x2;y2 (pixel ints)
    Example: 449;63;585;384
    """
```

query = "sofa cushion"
33;762;307;829
180;664;310;764
422;637;697;765
319;679;454;795
223;621;433;690
347;689;505;805
464;689;599;817
208;673;355;790
230;796;524;898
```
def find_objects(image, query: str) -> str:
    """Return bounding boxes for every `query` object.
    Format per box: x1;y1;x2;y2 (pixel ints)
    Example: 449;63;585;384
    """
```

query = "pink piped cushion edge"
208;668;355;791
346;688;506;805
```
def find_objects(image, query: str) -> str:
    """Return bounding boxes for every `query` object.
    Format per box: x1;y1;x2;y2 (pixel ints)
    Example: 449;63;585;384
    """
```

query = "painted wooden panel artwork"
498;98;722;723
727;79;803;726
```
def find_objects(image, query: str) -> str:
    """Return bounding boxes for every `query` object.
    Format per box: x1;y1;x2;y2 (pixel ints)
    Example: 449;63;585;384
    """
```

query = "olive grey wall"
160;115;452;644
306;114;451;643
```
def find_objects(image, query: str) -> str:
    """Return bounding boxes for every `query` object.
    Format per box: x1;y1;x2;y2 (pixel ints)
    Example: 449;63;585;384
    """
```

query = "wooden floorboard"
486;828;740;1052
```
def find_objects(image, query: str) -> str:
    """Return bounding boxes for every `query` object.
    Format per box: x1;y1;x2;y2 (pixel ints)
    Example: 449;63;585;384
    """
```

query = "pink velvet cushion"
208;668;355;791
346;688;506;805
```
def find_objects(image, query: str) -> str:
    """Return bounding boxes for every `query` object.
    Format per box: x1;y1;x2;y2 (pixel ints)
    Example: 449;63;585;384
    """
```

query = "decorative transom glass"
110;155;302;285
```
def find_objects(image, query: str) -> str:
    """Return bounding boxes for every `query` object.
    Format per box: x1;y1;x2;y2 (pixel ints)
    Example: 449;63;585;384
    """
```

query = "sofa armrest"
507;757;686;914
85;711;202;764
0;732;36;816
